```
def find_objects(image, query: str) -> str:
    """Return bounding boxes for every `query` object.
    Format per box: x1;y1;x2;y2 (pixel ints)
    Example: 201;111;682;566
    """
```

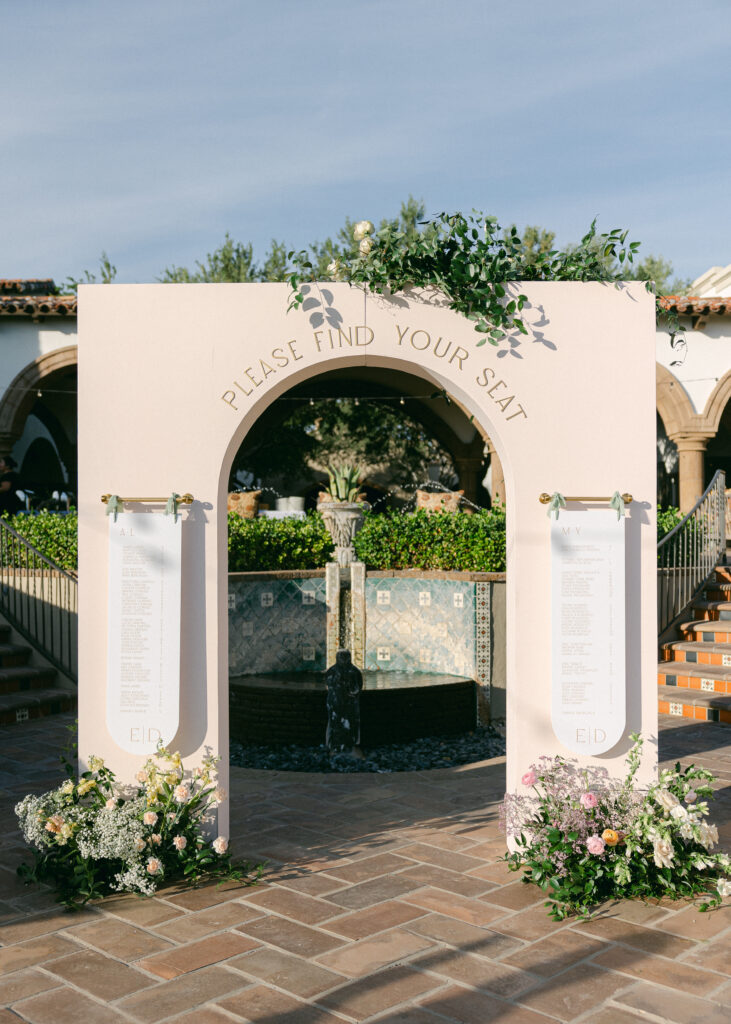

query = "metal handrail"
0;517;77;683
657;470;727;635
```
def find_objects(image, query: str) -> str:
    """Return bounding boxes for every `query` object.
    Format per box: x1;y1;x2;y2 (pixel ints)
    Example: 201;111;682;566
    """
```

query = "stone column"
486;442;505;505
0;430;21;458
454;456;484;504
670;433;712;512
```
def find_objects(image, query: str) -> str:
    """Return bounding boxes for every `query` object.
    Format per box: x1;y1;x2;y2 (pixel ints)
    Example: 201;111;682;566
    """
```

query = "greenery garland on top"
287;211;653;347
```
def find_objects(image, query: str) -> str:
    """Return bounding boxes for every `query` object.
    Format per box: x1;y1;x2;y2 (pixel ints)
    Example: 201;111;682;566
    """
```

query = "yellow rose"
602;829;620;847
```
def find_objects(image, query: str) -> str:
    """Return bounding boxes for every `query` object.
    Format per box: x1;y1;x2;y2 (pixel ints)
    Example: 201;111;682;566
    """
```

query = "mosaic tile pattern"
229;579;327;674
364;578;476;676
475;581;492;697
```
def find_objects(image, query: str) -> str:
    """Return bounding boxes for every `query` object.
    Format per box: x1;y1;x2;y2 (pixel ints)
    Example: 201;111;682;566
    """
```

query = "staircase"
0;620;76;725
659;563;731;725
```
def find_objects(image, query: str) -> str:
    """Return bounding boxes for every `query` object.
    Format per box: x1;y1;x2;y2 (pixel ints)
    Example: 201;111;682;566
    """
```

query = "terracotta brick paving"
0;712;727;1022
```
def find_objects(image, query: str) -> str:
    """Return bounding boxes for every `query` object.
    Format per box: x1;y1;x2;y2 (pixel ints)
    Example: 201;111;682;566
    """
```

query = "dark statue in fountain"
325;649;363;756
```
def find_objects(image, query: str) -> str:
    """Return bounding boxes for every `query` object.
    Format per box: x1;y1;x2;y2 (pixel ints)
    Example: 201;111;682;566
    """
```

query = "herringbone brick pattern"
0;712;728;1022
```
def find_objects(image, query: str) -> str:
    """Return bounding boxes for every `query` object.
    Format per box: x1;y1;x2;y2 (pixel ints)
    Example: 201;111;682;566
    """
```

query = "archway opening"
221;361;509;768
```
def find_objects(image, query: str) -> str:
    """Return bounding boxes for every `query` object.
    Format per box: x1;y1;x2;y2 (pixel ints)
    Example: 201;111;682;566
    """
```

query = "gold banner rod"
539;493;633;505
101;493;194;505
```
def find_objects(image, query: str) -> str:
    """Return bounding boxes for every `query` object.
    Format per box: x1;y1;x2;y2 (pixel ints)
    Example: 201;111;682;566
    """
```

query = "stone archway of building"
0;345;78;454
702;367;731;438
656;363;717;512
78;282;657;839
656;363;695;438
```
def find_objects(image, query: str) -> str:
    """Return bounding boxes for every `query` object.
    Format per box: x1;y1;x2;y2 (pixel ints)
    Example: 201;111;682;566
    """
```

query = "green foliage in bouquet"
503;735;730;920
15;746;261;909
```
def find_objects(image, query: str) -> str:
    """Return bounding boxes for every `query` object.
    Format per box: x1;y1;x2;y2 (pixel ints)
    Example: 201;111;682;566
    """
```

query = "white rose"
698;821;719;849
358;237;374;256
212;836;228;855
654;789;679;813
653;837;675;869
326;259;346;281
717;878;731;898
353;220;374;241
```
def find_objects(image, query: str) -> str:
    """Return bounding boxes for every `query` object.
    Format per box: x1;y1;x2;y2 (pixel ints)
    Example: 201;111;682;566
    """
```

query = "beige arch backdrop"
78;281;657;836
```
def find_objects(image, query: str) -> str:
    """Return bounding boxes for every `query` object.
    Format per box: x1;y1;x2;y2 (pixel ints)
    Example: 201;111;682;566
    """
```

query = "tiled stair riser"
658;563;731;725
660;644;731;666
657;670;731;694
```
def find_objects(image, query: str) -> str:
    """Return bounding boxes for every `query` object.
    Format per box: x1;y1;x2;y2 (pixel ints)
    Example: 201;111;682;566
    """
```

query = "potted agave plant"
317;464;370;566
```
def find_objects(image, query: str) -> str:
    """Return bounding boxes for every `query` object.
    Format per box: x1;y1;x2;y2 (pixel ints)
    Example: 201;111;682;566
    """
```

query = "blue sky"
3;0;730;286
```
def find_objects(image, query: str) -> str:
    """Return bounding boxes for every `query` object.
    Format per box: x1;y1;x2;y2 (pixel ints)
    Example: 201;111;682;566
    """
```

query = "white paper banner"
551;508;626;754
107;512;182;754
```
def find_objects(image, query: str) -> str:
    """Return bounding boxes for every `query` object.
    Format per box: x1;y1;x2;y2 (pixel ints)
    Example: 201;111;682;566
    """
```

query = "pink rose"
580;792;598;810
521;770;538;787
143;811;157;826
586;834;606;855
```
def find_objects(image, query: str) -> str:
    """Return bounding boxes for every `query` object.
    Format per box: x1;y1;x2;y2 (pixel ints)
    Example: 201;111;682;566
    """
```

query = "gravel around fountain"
230;725;506;773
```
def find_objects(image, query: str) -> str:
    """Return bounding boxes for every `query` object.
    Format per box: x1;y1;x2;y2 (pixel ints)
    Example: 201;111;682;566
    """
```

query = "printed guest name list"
107;512;182;754
551;508;626;755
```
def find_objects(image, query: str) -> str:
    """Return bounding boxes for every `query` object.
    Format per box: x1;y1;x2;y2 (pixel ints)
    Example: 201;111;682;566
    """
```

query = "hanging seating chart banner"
551;508;626;755
107;512;182;754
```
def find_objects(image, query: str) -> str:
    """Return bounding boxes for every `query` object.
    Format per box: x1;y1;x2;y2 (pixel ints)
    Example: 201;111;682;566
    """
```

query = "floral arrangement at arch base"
502;734;730;920
15;746;261;910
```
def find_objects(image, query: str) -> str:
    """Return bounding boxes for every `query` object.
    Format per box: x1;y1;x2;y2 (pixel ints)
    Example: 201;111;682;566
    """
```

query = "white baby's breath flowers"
212;836;228;855
353;220;373;241
173;784;191;803
358;237;374;256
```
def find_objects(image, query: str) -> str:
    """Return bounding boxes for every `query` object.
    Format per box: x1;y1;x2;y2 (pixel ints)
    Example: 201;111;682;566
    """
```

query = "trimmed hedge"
354;508;506;572
1;510;78;572
0;506;506;573
228;511;333;571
